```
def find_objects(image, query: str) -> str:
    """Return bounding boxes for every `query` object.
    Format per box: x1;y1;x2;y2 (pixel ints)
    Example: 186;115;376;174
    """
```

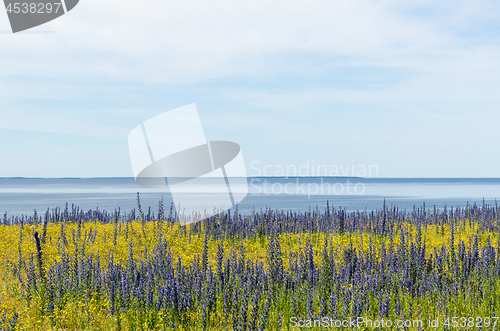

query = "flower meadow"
0;196;499;330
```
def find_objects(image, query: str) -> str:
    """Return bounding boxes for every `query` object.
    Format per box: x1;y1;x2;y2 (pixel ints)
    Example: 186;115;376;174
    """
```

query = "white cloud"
1;0;500;177
0;0;460;82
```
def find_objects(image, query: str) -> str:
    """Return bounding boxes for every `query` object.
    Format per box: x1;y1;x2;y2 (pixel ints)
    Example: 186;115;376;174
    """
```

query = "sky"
1;0;500;178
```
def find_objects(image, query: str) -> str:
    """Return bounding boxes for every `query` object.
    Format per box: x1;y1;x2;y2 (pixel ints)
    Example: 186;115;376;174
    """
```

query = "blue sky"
1;0;500;178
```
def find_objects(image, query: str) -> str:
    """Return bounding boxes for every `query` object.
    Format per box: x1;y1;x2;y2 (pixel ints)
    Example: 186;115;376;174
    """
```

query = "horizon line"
2;176;500;180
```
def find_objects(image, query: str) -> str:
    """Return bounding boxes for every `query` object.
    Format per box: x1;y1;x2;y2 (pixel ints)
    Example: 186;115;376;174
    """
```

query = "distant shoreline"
1;176;500;180
1;178;500;188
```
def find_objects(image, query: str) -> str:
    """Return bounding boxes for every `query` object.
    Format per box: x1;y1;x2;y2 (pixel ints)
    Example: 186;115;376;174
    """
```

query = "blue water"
0;177;499;216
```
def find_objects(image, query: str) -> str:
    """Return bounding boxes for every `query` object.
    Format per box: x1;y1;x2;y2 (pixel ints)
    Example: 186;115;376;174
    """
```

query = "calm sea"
0;177;499;217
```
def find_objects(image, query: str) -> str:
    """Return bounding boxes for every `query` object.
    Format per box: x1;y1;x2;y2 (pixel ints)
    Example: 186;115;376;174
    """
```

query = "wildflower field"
0;197;499;330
